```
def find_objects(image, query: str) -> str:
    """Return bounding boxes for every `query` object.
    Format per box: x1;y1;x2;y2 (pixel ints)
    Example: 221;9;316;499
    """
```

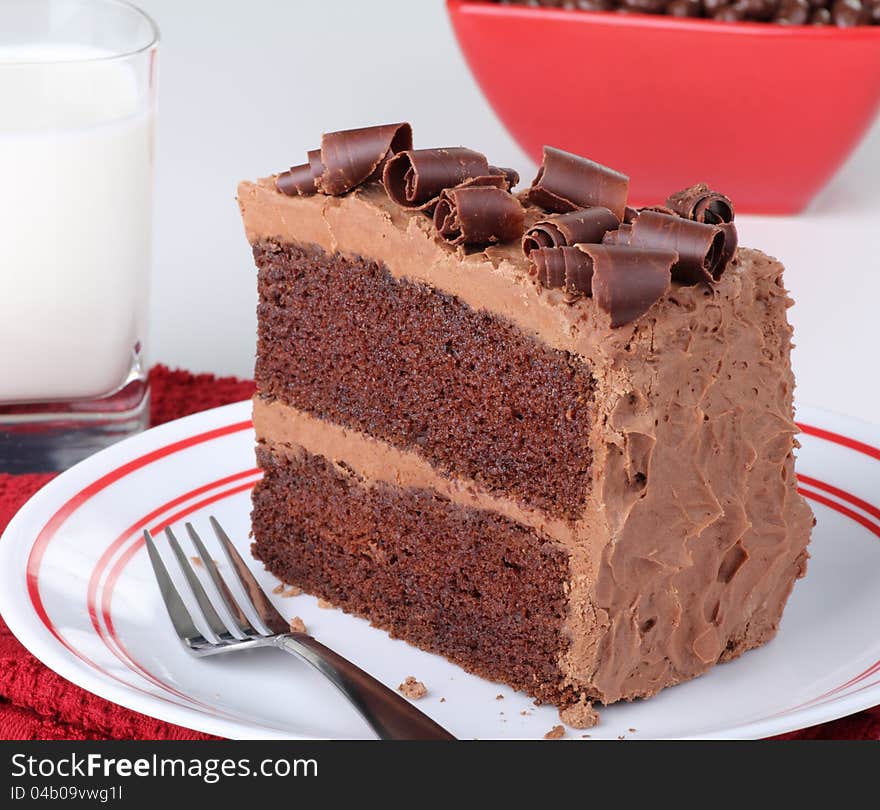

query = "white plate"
0;400;878;740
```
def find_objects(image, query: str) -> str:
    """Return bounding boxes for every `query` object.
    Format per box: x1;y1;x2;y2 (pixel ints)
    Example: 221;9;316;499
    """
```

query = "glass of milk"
0;0;158;472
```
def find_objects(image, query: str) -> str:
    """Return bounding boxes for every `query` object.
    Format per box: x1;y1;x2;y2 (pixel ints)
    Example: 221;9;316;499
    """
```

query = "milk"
0;45;153;403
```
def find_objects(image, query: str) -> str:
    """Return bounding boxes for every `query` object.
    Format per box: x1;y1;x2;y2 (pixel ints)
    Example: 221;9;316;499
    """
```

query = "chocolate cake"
237;123;814;715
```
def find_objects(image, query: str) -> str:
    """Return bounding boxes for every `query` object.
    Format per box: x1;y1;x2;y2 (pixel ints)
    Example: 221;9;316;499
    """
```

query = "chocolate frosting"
527;146;630;219
522;207;620;255
630;210;726;285
434;183;525;247
666;183;735;224
382;147;498;211
576;244;676;327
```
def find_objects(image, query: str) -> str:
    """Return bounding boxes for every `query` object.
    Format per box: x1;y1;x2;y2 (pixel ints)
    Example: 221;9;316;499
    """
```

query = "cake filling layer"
251;443;584;705
254;239;596;520
253;398;580;545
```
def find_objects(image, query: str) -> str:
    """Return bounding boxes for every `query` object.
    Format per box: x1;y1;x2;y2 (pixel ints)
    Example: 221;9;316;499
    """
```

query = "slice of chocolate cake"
237;123;814;716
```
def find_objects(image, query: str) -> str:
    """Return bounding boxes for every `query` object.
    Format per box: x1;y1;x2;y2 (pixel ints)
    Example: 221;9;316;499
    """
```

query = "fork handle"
276;634;456;740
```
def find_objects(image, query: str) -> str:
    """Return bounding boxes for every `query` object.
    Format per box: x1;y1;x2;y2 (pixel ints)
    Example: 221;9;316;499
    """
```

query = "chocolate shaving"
629;210;726;284
316;122;413;196
529;246;595;295
602;223;633;247
577;245;676;327
718;222;739;268
638;204;677;217
666;183;735;224
434;183;525;247
383;147;504;211
276;149;323;196
527;146;629;219
490;165;521;189
623;206;639;224
522;207;619;256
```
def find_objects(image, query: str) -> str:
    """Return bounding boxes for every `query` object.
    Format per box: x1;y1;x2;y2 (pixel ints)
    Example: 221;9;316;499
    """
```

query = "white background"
138;0;879;425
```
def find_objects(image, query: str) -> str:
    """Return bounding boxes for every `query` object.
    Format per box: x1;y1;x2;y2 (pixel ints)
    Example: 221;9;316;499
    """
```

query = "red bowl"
447;0;880;213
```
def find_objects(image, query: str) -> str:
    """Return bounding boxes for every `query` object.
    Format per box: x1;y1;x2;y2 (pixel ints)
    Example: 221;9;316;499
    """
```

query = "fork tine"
185;522;253;640
143;529;201;643
209;516;290;636
164;526;232;643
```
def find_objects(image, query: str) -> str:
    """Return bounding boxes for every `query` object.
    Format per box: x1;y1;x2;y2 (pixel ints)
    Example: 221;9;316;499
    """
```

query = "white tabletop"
138;0;879;426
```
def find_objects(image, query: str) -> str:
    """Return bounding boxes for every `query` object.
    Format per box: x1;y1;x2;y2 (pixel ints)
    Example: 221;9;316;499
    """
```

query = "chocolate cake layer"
251;443;579;705
255;239;595;520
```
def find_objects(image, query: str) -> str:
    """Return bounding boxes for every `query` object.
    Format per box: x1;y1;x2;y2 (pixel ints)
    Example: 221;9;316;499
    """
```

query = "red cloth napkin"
0;365;876;740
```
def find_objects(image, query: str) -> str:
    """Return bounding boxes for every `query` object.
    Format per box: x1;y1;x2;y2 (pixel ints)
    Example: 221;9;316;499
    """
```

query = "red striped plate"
0;400;878;739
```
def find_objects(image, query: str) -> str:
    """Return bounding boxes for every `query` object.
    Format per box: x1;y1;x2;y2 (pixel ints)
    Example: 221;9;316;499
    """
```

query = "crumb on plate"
559;696;600;730
288;616;307;634
398;676;427;700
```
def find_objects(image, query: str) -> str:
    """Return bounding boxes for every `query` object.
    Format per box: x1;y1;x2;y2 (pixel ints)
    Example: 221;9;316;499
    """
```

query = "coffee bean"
776;0;810;22
831;0;865;24
713;3;747;17
667;0;702;14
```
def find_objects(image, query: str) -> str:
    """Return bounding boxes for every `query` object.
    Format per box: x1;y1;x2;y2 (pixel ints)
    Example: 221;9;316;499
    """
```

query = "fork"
143;516;455;740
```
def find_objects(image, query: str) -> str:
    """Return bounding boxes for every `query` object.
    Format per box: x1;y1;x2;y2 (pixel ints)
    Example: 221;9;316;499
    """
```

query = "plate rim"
0;399;878;740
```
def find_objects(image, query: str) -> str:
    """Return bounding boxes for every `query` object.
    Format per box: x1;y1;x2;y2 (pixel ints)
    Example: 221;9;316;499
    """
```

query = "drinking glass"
0;0;158;472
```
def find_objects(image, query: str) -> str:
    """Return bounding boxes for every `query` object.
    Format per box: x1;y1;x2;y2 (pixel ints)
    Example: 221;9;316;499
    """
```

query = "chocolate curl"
383;147;496;210
434;182;525;247
276;149;323;196
529;246;595;295
602;223;633;247
630;210;725;284
623;206;639;224
527;146;629;219
490;165;521;189
666;183;735;224
315;122;413;196
522;207;619;256
638;204;677;217
576;245;676;328
718;222;739;268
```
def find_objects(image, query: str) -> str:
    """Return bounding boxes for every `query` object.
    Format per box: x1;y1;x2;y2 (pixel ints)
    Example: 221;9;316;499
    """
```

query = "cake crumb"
520;710;531;717
281;586;302;598
581;734;591;739
272;584;285;595
398;676;427;700
618;735;626;740
559;696;600;730
288;616;307;634
190;556;203;568
317;598;333;609
544;725;566;740
440;697;446;703
495;694;504;700
628;727;637;733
